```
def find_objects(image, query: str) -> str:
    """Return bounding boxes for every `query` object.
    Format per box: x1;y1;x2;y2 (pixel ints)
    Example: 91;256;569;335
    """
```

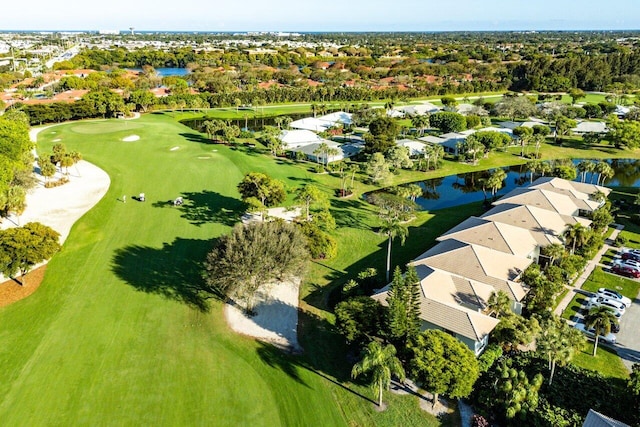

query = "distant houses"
279;112;362;163
371;177;610;356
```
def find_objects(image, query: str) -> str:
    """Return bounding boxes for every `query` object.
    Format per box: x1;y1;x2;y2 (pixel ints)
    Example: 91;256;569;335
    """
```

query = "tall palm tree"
431;144;444;169
536;316;585;384
351;341;405;408
380;218;408;283
526;160;540;183
584;306;618;356
577;160;591;183
487;168;507;200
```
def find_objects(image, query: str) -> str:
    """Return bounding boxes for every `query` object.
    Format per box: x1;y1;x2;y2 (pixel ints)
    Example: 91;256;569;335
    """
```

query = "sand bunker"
122;135;140;142
52;138;61;142
170;146;180;151
225;279;301;352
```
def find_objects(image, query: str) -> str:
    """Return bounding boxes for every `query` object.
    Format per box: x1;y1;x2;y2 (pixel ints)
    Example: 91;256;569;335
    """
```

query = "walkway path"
554;224;624;317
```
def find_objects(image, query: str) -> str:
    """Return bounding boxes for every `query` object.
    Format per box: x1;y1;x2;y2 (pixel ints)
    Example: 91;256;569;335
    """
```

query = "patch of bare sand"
225;279;301;353
0;124;111;305
122;135;140;142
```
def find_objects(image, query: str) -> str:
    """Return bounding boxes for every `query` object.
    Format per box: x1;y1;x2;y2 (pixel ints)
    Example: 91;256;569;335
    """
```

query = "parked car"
611;263;640;279
585;297;625;317
611;322;621;333
621;259;640;270
622;252;640;262
573;322;617;344
597;288;633;307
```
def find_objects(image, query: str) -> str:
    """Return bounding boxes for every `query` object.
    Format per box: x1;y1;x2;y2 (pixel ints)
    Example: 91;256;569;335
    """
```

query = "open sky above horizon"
2;0;640;32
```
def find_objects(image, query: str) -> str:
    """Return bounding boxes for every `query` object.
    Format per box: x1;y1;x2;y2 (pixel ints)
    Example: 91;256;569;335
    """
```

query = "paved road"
615;290;640;371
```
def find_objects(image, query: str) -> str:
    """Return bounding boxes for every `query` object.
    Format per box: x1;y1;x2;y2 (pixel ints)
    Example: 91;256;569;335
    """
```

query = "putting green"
0;114;347;426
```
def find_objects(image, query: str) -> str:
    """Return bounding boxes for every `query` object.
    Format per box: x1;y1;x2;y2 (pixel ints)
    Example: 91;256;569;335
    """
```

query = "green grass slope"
0;114;350;426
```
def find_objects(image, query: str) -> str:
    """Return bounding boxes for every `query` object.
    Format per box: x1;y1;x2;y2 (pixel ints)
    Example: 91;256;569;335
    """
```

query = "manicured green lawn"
0;113;448;426
581;267;640;299
572;344;630;379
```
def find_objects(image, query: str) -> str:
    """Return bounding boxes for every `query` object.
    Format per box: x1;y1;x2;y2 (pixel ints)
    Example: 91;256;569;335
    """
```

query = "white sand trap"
197;156;210;159
52;138;61;142
225;279;301;352
170;146;180;151
211;149;218;152
122;135;140;142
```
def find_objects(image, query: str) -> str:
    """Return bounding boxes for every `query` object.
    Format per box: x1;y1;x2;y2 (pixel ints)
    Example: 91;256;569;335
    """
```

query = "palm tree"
411;114;428;137
542;243;565;266
326;147;341;166
536;317;585;385
380;218;409;283
564;223;589;254
431;144;444;169
526;160;540;183
577;160;591;183
584;306;618;356
487;168;507;200
487;290;511;318
351;341;405;408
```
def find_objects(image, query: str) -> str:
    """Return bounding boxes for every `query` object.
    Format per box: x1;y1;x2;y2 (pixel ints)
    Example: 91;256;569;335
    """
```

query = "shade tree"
0;222;61;285
204;221;309;312
409;329;479;408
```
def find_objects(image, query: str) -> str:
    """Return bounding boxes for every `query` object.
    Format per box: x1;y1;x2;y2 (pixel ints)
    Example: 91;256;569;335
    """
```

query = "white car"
573;322;617;344
621;259;640;270
585;297;625;317
597;288;632;308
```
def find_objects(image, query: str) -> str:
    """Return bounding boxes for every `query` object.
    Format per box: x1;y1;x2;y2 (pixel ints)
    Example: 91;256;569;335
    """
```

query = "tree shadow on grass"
152;190;245;227
330;197;372;230
179;132;211;144
254;310;377;404
111;237;217;312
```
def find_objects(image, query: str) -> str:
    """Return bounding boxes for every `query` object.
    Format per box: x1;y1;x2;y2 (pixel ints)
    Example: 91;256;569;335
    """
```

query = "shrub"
298;222;337;260
615;235;628;247
478;344;503;373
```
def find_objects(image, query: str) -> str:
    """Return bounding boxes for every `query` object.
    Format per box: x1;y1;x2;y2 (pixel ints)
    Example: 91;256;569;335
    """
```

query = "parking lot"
574;246;640;371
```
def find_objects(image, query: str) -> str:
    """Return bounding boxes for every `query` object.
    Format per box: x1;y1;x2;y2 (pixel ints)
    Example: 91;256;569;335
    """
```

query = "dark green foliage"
409;330;479;404
590;205;614;232
298;222;337;260
429;111;467;133
334;296;384;344
477;358;543;421
473;352;637;426
0;222;61;285
363;116;399;154
237;172;286;207
384;266;421;346
532;124;551;136
473;131;512;152
477;344;503;373
465;114;481;128
204;221;309;311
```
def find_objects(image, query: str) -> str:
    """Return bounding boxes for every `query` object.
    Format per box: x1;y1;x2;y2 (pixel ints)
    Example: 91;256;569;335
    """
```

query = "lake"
405;159;640;211
129;67;190;77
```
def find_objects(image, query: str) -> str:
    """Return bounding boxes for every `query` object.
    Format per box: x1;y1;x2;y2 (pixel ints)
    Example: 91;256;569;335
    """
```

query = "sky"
2;0;640;32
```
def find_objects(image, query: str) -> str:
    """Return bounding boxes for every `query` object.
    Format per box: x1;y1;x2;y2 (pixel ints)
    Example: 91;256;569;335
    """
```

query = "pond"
404;159;640;211
129;67;190;77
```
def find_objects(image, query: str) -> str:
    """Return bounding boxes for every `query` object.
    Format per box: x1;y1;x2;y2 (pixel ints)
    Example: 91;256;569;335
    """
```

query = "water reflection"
409;159;640;211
